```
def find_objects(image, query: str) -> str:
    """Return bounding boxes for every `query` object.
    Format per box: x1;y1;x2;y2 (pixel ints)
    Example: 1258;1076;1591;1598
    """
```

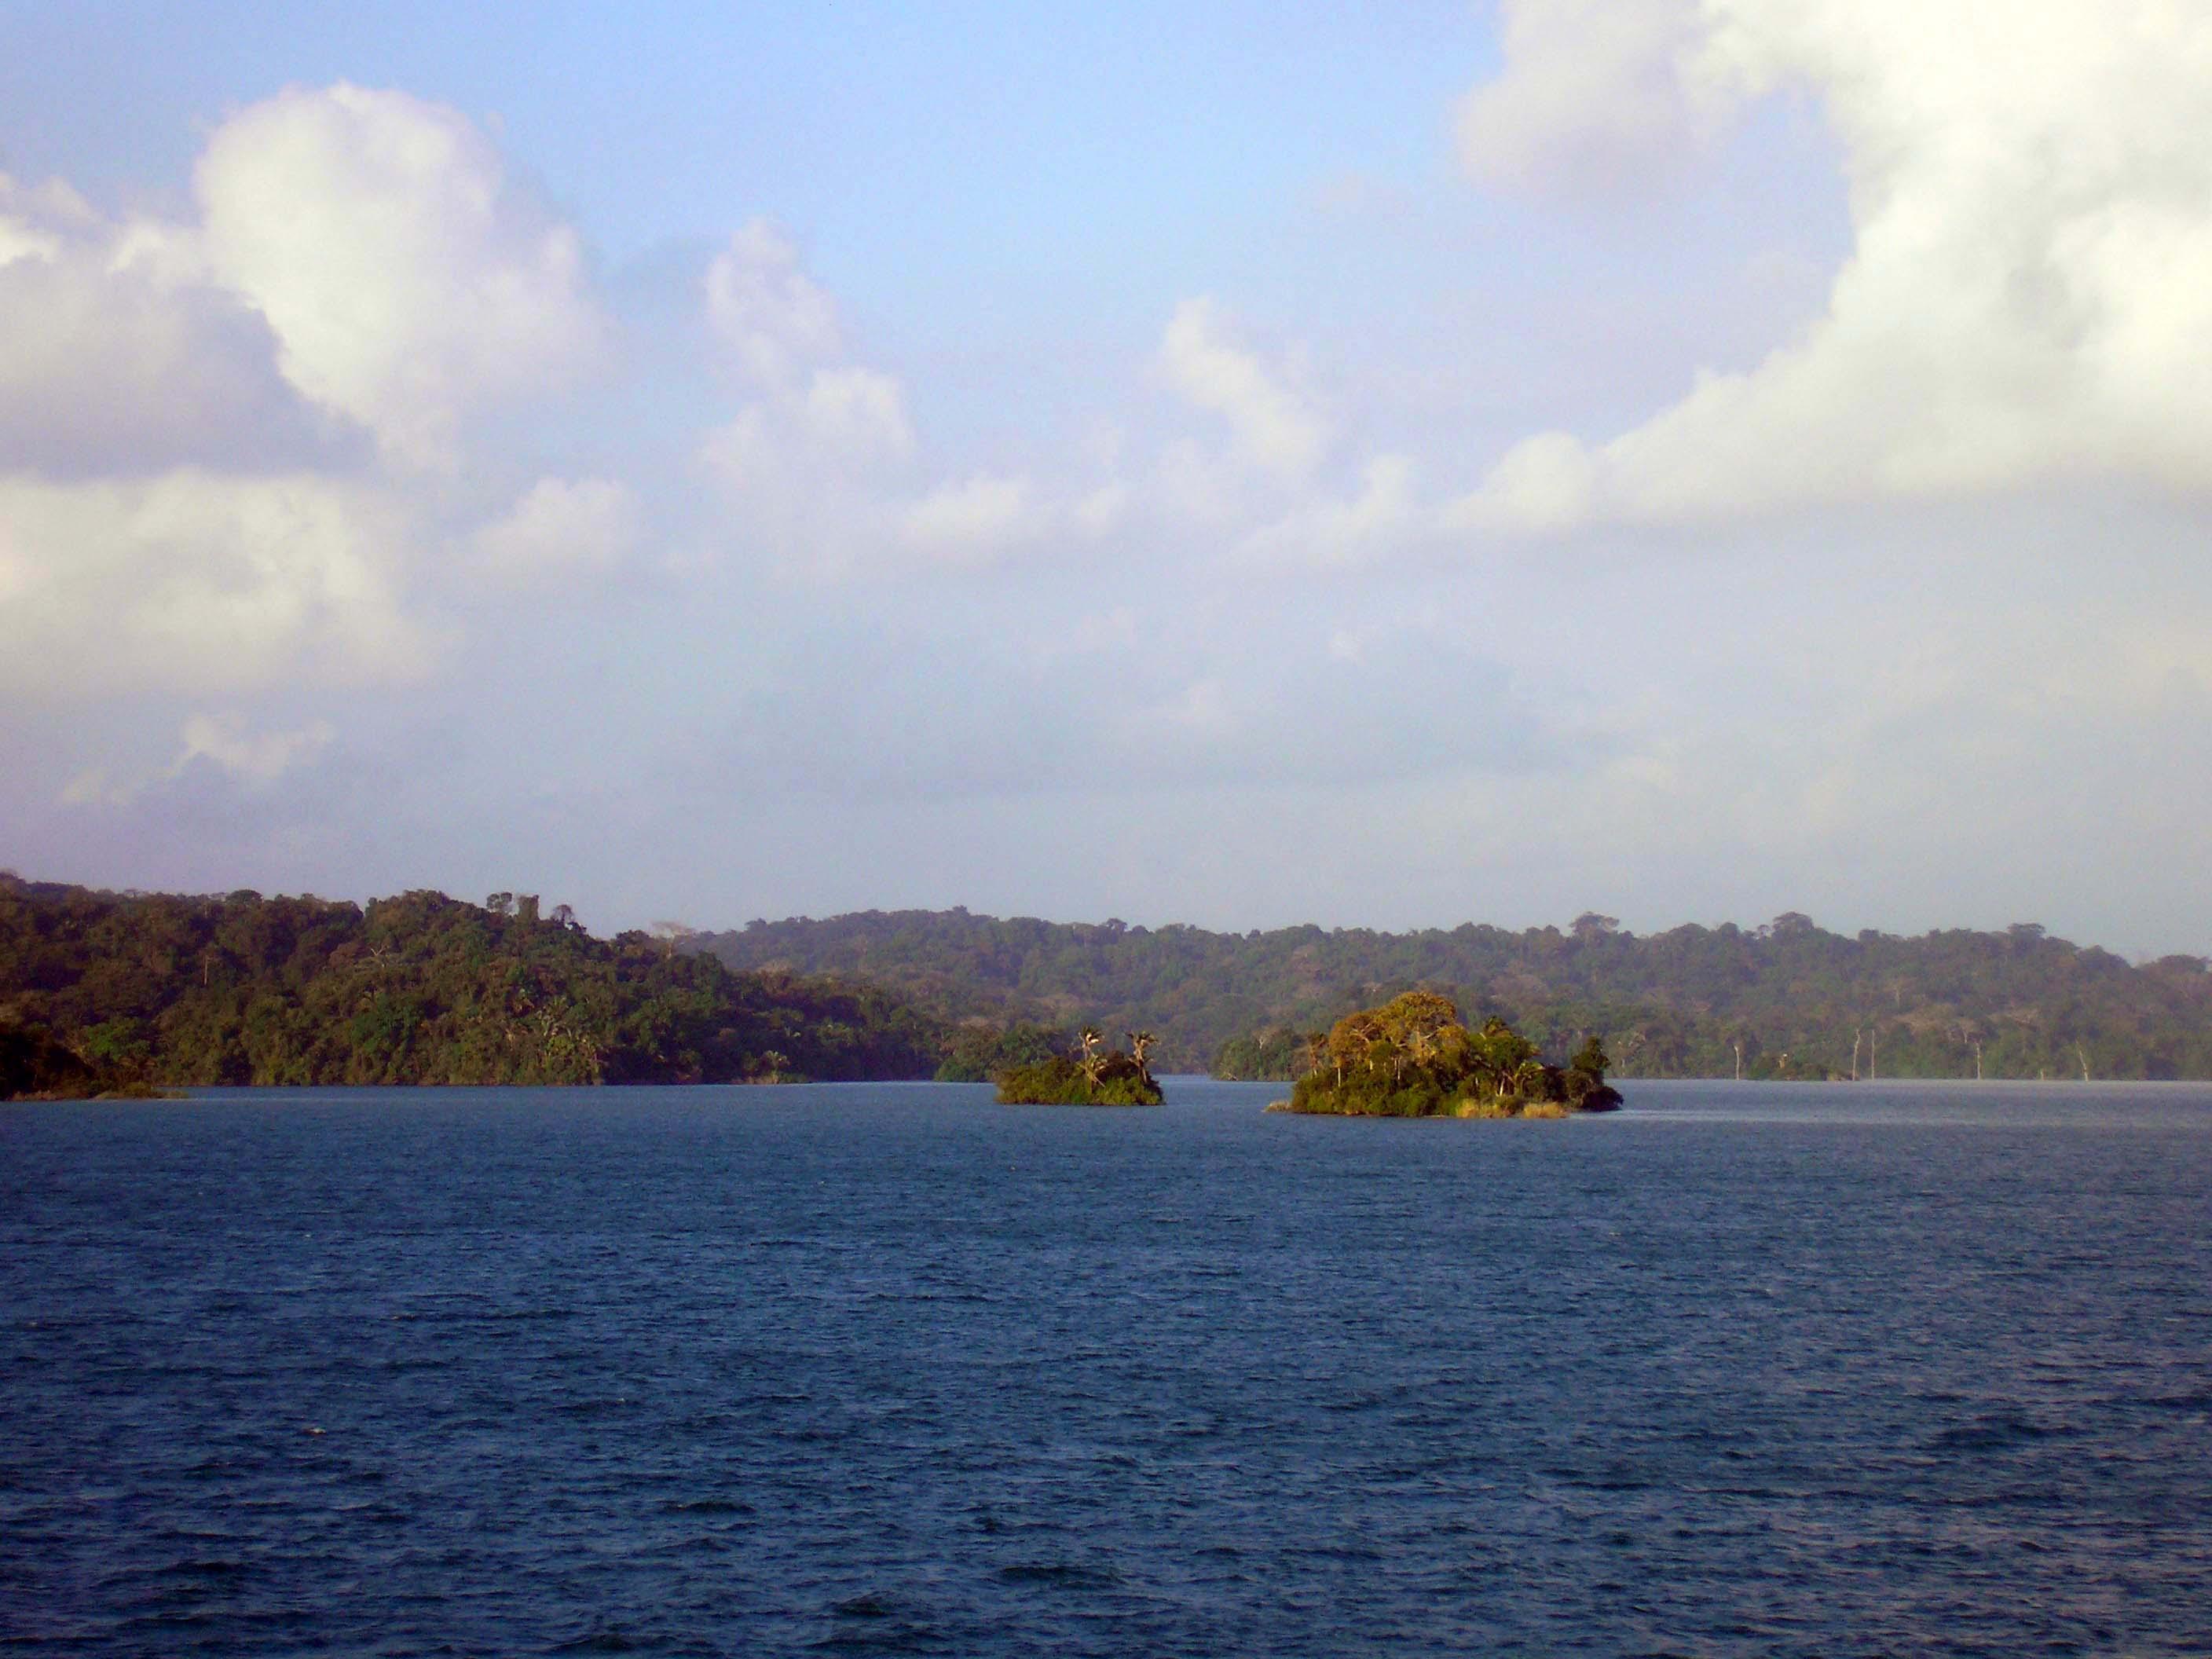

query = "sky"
3;0;2210;954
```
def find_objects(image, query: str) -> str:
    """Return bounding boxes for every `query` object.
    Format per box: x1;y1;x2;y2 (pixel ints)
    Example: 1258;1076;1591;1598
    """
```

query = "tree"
650;921;698;959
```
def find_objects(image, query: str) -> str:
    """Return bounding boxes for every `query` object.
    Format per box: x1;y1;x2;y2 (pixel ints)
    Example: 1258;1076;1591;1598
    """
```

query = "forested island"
695;908;2212;1082
1273;993;1620;1117
0;877;942;1096
994;1027;1163;1106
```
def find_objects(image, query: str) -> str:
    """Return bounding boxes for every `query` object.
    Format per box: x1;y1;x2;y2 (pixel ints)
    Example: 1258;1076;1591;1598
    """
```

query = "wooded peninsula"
1;877;939;1097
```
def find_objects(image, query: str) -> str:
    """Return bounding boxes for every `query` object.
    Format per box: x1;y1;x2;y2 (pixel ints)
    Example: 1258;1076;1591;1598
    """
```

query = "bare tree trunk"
2075;1042;2091;1082
1851;1029;1862;1082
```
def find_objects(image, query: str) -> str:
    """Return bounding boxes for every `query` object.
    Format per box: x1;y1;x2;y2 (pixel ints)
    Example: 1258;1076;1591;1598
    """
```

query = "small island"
1271;992;1621;1118
996;1027;1165;1106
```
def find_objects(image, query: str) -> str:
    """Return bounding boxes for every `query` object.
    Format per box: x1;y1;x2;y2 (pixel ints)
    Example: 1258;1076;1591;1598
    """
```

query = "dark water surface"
4;1080;2209;1656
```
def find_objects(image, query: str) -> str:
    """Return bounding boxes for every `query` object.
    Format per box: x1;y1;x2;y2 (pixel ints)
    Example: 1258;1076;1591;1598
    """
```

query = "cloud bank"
1456;0;2212;529
4;18;2209;954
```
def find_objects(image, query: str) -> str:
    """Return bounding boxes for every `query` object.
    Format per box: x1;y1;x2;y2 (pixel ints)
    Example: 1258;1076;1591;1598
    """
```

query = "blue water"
4;1080;2210;1656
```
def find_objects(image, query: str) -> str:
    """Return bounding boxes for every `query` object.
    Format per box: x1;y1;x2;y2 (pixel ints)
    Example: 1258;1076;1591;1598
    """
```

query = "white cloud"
705;218;843;386
60;712;336;805
799;366;916;465
689;216;1068;580
1453;0;2212;528
0;174;93;264
1456;0;1718;196
698;364;918;576
1444;431;1596;534
1072;482;1130;537
0;470;430;696
471;476;641;581
1243;454;1421;563
1158;297;1331;478
0;177;347;475
899;474;1037;563
174;712;337;786
194;84;609;468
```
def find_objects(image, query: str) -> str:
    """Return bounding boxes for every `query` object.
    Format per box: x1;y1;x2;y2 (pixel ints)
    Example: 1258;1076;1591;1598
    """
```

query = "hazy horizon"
6;2;2210;958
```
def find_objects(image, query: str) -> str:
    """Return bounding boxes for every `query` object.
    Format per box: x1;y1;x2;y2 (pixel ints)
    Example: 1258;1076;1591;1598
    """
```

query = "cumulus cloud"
698;364;920;573
194;83;609;467
705;218;843;386
0;176;350;474
694;233;1087;576
899;474;1038;563
59;712;337;808
0;471;430;696
1456;0;1719;196
1158;297;1331;478
1242;454;1422;564
470;476;641;581
1453;0;2212;529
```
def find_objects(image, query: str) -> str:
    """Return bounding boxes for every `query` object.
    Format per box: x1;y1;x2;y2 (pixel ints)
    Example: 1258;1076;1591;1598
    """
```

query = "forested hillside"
694;909;2212;1080
2;877;941;1093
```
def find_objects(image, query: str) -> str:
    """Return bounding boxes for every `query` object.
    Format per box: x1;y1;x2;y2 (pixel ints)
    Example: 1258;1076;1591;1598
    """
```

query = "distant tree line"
0;877;943;1095
693;907;2212;1081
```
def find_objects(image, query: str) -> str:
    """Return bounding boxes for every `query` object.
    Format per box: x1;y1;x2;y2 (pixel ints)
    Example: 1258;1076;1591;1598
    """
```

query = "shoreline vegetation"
9;873;2209;1098
1265;994;1621;1119
1;875;942;1098
995;1027;1164;1106
698;907;2212;1083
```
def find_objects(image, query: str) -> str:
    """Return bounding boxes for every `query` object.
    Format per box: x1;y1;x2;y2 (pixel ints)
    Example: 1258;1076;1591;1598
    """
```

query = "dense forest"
694;908;2212;1081
13;876;2208;1096
1;876;943;1095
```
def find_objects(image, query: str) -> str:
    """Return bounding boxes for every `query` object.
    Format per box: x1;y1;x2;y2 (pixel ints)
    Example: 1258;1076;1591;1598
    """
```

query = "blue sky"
4;2;2210;955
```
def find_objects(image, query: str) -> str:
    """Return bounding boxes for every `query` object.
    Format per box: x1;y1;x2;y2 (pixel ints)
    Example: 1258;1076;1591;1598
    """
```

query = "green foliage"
993;1032;1163;1105
0;875;943;1093
934;1020;1071;1082
1;1016;104;1099
1273;992;1616;1117
692;907;2212;1082
1211;1025;1312;1080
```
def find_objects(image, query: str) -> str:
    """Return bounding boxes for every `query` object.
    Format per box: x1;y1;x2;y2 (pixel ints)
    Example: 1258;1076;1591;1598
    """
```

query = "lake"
4;1079;2208;1655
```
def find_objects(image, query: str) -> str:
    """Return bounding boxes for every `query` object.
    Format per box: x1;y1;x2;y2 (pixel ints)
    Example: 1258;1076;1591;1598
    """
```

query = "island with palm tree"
1272;992;1621;1117
994;1026;1165;1105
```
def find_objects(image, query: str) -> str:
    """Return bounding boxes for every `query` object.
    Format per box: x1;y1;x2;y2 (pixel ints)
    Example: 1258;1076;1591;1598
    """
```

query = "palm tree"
1127;1030;1157;1079
1078;1026;1106;1086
